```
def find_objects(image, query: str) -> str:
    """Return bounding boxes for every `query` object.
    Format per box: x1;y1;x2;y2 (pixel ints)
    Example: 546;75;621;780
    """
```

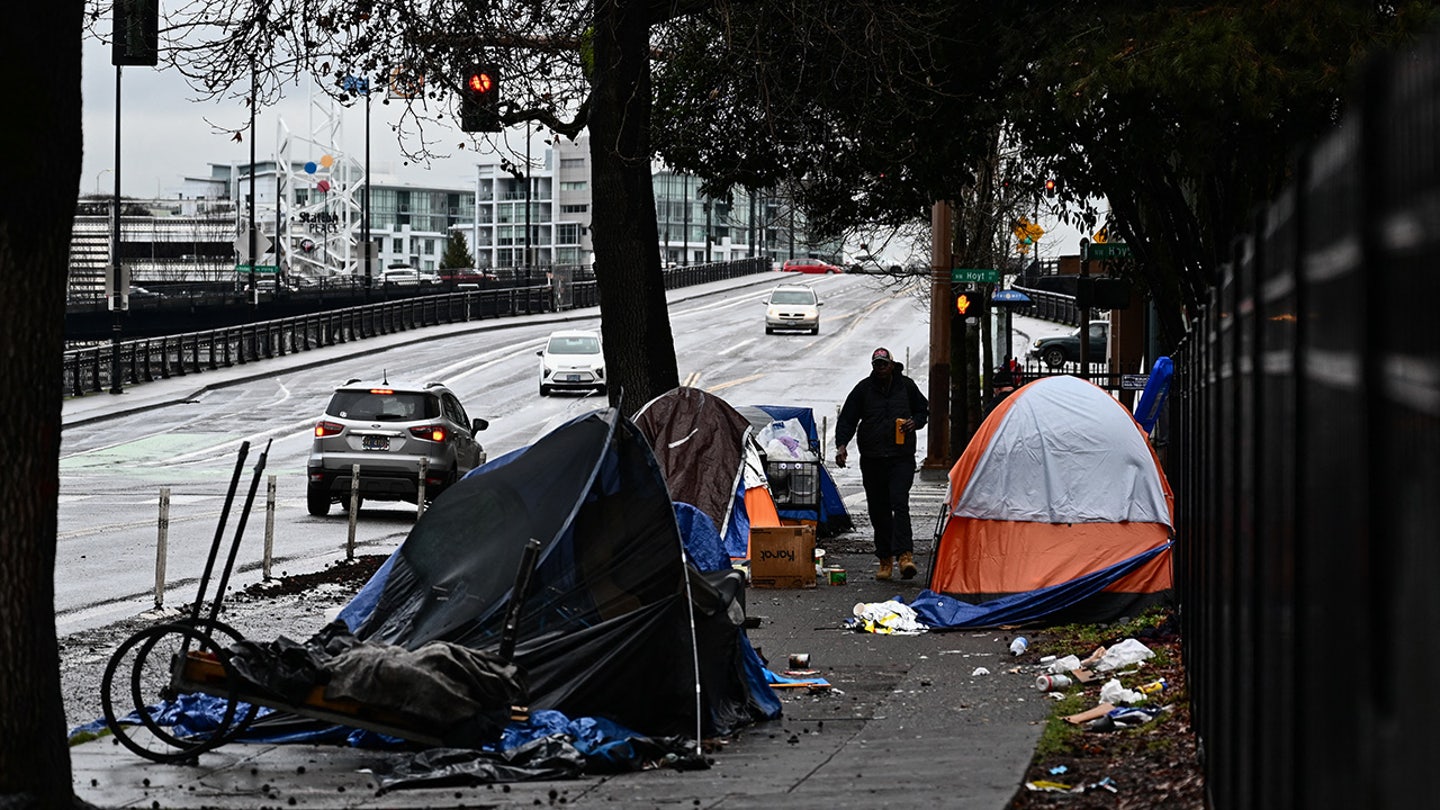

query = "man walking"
834;347;929;580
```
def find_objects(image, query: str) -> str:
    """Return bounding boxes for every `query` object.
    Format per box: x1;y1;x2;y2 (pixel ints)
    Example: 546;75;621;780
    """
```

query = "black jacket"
835;363;929;458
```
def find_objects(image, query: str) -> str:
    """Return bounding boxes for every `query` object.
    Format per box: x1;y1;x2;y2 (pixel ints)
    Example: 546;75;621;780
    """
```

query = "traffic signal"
113;0;159;67
459;64;502;132
1044;178;1057;196
955;289;985;323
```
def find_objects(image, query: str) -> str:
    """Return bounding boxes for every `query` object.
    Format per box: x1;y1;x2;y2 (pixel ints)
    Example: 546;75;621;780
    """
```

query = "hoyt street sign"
951;268;1000;284
1085;242;1131;261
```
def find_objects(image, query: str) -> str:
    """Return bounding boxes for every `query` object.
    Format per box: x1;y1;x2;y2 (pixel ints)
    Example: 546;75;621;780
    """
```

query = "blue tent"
738;405;854;538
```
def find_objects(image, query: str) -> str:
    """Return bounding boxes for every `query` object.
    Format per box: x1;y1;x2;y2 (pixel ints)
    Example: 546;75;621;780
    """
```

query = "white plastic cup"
1035;673;1072;692
1009;637;1029;656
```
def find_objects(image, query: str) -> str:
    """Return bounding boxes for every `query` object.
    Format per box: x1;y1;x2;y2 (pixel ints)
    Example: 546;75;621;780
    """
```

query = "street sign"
1086;242;1131;261
234;229;274;263
1121;374;1150;391
991;289;1032;305
951;268;1000;284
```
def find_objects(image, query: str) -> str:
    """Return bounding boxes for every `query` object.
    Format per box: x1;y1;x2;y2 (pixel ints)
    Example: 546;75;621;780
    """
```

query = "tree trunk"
0;4;89;807
588;0;680;415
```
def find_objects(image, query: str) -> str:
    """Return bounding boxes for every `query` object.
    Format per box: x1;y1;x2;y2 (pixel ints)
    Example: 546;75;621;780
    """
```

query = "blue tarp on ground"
904;542;1173;629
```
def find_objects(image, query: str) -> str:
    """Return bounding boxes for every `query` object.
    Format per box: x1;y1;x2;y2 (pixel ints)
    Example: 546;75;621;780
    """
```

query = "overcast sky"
79;34;496;199
78;32;1088;258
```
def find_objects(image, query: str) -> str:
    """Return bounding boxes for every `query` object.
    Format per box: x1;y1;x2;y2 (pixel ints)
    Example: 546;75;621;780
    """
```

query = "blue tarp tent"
738;405;854;538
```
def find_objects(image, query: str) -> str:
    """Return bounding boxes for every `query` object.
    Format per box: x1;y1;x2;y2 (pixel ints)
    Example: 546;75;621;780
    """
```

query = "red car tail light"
315;421;344;437
408;425;447;442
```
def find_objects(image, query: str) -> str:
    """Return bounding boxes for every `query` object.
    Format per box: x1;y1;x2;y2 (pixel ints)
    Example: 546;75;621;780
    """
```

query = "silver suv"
306;378;489;516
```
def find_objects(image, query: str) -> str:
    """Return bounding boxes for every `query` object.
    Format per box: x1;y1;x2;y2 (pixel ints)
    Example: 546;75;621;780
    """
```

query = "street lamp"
96;168;113;196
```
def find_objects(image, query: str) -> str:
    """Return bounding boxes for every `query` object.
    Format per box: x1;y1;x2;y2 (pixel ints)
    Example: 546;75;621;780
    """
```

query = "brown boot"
899;552;918;580
876;557;893;581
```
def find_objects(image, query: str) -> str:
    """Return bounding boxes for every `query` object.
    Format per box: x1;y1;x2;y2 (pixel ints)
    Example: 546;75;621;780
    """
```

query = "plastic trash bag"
1094;638;1154;672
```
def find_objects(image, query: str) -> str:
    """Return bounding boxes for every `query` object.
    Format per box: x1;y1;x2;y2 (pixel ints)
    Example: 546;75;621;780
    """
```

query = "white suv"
306;379;489;515
537;330;606;396
765;284;822;335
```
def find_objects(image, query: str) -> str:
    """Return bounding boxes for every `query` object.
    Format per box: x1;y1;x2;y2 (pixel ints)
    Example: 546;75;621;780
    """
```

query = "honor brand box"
749;525;817;589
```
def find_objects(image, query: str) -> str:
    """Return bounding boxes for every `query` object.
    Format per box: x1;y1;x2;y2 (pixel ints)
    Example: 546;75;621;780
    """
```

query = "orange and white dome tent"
916;375;1173;628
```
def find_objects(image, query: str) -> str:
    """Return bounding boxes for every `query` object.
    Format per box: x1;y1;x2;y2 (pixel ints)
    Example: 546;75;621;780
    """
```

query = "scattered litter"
1009;637;1029;656
1049;765;1069;775
1046;655;1083;674
971;667;990;677
1083;776;1118;794
1094;638;1155;672
1039;655;1057;664
1079;646;1107;668
1064;702;1116;726
1138;678;1168;695
1035;673;1072;692
1099;678;1146;706
845;600;928;635
1025;780;1073;792
784;670;820;678
1085;705;1164;732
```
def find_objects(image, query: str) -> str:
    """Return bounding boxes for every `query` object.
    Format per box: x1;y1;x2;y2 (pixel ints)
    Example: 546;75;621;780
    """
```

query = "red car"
781;258;843;275
438;268;497;288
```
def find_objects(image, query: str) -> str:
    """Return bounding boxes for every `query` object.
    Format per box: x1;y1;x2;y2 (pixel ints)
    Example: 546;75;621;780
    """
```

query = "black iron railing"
64;258;768;397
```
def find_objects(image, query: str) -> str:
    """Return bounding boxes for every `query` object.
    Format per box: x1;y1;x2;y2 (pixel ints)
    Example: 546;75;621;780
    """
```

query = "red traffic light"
1044;178;1056;193
466;70;495;95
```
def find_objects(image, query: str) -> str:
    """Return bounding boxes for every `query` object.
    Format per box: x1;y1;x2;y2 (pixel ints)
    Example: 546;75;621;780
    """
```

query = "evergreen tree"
440;231;474;270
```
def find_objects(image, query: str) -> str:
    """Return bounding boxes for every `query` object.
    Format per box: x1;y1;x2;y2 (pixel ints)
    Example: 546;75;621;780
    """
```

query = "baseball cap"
871;347;893;364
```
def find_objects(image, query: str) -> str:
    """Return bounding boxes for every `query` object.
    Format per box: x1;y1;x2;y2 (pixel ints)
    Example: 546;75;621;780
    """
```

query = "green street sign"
951;268;1000;283
1086;243;1131;261
235;265;279;274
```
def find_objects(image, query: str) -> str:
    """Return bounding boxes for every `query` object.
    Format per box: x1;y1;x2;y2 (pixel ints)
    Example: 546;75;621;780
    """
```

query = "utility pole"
248;57;258;306
923;200;954;473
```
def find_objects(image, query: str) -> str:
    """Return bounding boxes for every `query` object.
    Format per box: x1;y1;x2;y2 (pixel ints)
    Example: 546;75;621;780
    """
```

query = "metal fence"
1167;36;1440;810
64;258;769;397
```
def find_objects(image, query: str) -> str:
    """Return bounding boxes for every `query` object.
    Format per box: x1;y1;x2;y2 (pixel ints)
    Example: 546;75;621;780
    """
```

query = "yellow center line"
705;372;766;393
682;371;703;387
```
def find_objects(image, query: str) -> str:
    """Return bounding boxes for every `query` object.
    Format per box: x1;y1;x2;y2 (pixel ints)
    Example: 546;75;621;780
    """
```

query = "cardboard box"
749;525;816;589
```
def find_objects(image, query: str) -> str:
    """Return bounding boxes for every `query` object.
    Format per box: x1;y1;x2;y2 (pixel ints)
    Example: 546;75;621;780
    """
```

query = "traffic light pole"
1078;237;1091;379
109;64;125;395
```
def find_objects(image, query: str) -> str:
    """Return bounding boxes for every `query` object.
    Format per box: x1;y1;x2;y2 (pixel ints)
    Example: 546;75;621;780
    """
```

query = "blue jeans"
859;454;915;559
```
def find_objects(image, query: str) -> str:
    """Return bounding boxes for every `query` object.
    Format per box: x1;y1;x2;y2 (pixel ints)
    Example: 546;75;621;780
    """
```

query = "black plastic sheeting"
365;712;706;792
339;408;779;740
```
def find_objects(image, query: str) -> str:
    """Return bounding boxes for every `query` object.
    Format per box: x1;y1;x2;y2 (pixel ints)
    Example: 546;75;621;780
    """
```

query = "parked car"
537;329;606;396
1028;320;1109;368
781;258;843;275
306;378;489;516
765;284;822;335
380;266;422;286
438;268;496;289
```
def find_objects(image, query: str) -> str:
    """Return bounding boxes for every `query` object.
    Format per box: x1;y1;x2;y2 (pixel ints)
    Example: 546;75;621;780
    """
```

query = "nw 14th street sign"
951;268;1000;283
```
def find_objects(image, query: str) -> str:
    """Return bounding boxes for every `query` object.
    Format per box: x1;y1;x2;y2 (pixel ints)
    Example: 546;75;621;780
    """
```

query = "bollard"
155;487;170;609
263;474;276;580
416;457;428;520
347;463;360;561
